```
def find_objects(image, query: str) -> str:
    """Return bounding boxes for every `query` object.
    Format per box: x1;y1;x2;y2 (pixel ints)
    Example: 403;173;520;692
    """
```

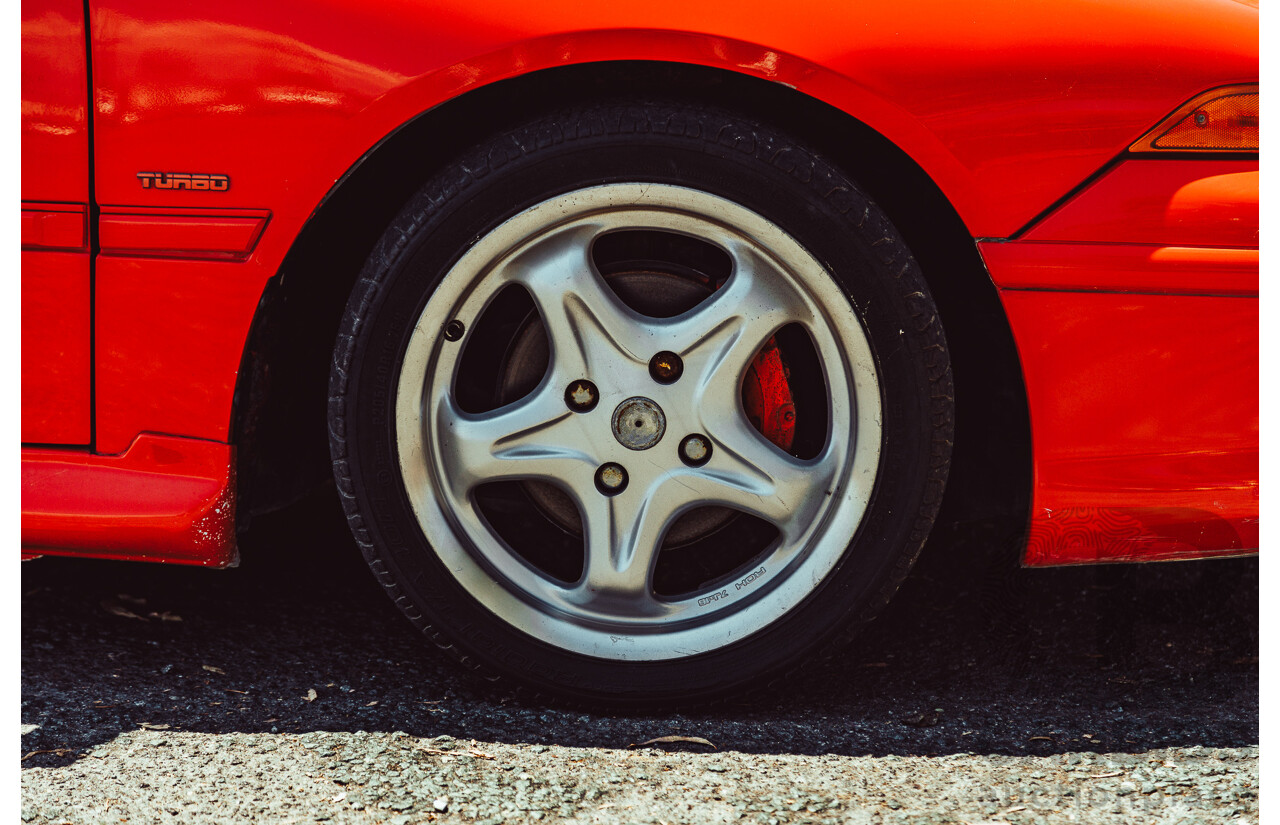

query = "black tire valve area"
443;319;465;341
564;379;600;413
679;434;713;467
649;351;684;384
595;462;629;496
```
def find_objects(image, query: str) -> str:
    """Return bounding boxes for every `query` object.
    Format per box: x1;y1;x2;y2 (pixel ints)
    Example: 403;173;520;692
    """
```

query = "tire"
329;100;953;705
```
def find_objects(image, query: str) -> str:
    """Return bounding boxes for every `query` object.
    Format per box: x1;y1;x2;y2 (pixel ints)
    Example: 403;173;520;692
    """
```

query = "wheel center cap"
611;397;666;451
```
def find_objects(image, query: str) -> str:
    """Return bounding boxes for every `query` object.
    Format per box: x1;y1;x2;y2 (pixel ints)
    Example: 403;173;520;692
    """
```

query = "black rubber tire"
328;99;953;706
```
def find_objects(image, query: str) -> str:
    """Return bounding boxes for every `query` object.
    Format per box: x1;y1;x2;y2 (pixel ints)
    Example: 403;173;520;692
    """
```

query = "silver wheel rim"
396;184;881;660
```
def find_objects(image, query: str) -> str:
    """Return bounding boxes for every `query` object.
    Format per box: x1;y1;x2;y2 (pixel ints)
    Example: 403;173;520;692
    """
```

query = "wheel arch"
231;60;1032;555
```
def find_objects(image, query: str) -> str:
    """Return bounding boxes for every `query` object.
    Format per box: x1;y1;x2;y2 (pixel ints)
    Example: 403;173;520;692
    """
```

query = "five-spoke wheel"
397;185;880;658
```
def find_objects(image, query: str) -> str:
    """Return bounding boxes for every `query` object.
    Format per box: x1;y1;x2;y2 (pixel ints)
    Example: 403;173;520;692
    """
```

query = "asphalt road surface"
22;489;1258;824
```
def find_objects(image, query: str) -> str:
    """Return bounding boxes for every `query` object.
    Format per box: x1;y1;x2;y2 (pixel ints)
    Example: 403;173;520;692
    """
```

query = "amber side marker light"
1130;84;1258;153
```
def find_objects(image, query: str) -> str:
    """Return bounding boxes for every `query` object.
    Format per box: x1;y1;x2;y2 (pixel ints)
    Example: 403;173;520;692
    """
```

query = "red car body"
22;0;1258;567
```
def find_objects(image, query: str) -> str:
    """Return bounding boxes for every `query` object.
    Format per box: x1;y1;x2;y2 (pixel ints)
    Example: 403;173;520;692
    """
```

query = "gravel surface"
22;490;1258;824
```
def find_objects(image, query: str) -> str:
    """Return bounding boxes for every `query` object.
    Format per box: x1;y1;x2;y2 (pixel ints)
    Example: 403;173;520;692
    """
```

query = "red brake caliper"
742;336;796;452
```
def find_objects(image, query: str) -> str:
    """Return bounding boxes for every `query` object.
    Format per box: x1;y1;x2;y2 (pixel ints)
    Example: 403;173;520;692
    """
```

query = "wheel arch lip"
307;35;977;231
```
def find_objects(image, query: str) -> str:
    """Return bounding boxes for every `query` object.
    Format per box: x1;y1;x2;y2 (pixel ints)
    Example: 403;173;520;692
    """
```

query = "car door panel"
22;0;92;445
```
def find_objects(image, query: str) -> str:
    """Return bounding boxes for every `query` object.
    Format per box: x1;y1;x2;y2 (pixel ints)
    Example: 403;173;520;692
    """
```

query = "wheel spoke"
669;241;814;395
434;388;592;496
570;483;682;616
698;414;838;541
500;223;646;375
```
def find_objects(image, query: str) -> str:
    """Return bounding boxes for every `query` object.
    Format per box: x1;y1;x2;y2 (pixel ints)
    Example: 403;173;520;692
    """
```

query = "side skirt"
22;434;237;567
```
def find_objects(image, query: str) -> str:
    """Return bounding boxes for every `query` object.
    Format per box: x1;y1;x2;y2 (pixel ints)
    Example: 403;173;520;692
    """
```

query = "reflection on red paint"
1025;506;1257;566
22;1;89;203
997;288;1257;566
23;0;92;444
982;242;1257;296
1023;160;1258;248
21;435;237;567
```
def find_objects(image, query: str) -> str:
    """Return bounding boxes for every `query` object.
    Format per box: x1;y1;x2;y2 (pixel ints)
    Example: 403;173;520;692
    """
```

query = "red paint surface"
22;203;88;251
23;250;93;444
23;0;92;446
982;242;1258;296
998;288;1257;566
22;0;89;204
21;435;238;567
18;0;1258;565
93;205;272;453
95;255;268;454
994;151;1258;565
1023;160;1258;248
99;207;270;260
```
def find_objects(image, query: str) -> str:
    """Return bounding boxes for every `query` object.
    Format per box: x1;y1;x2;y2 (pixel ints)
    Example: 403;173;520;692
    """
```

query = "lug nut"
564;379;599;413
595;462;629;496
679;434;712;467
649;351;684;384
443;319;466;341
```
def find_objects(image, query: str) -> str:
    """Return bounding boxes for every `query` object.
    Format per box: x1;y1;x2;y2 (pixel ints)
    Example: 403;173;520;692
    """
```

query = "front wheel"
329;101;952;705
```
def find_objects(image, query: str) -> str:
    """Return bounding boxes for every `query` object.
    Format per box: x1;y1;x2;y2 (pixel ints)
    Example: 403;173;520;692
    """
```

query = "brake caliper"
742;336;796;453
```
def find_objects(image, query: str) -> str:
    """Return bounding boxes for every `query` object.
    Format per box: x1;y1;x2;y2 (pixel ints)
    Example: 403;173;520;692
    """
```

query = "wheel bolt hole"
649;351;684;384
564;379;599;413
595;462;629;496
443;319;465;342
679;434;712;467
